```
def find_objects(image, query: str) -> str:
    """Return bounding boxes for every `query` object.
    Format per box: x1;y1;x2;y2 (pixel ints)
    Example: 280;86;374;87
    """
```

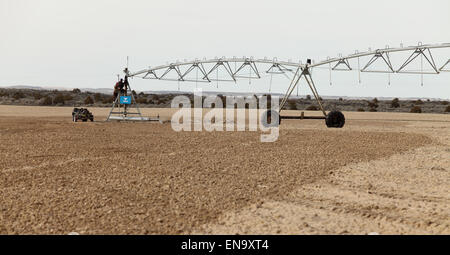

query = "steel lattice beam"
180;62;211;82
204;60;236;82
332;58;352;71
159;65;185;81
361;51;395;73
127;43;450;80
233;59;261;79
397;48;439;74
142;70;159;79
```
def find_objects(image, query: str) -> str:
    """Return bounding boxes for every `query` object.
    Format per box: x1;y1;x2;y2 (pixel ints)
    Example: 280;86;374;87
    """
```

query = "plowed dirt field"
0;106;448;234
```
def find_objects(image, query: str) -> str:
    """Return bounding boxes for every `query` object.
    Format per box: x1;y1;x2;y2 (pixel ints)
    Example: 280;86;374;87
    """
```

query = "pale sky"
1;0;449;98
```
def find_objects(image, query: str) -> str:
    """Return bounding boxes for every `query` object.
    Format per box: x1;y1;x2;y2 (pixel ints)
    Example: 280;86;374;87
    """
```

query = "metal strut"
204;60;236;82
142;69;159;79
280;66;301;111
396;48;440;74
332;58;352;71
279;64;326;117
233;59;261;79
159;64;185;81
361;51;395;73
180;62;211;82
439;59;450;72
266;63;292;74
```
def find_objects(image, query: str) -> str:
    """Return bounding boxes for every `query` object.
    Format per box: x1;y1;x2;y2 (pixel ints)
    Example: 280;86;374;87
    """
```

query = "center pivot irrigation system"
117;43;450;127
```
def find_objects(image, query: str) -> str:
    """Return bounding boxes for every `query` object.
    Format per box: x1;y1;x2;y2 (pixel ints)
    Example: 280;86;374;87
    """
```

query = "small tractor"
72;108;94;122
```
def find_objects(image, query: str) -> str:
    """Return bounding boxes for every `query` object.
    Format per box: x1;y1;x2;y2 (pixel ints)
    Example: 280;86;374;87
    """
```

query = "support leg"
304;73;327;117
280;68;303;112
107;93;121;121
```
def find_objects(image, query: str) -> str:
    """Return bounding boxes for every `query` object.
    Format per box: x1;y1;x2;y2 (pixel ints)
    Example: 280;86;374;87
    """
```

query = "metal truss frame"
142;69;159;79
232;59;261;79
126;42;449;123
204;60;236;82
332;58;352;71
396;48;439;74
159;64;185;81
308;43;450;72
129;43;450;82
279;64;326;117
440;59;450;72
266;63;292;74
129;57;306;82
361;51;395;73
181;62;211;83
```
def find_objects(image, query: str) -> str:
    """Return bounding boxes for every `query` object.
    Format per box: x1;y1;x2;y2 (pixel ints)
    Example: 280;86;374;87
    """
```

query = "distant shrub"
288;100;297;110
41;96;53;106
64;94;73;101
306;105;318;111
369;108;377;112
94;93;102;102
158;98;167;104
72;88;81;93
102;96;113;104
357;108;365;112
445;105;450;113
33;92;43;100
136;98;148;104
339;97;343;101
84;96;94;105
372;98;379;104
414;99;424;105
306;95;311;100
441;101;449;105
390;98;400;108
13;91;25;100
410;106;422;113
139;92;145;97
368;101;379;109
53;94;65;105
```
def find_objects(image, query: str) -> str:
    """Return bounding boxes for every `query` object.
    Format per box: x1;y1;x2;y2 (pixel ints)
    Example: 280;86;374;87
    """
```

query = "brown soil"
0;106;447;234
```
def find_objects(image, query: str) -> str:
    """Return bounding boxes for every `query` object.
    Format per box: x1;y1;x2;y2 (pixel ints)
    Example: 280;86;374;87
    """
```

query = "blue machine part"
120;96;131;104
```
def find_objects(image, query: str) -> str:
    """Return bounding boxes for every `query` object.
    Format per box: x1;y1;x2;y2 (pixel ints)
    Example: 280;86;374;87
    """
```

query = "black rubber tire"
82;119;87;122
90;117;94;122
325;111;345;128
262;109;280;128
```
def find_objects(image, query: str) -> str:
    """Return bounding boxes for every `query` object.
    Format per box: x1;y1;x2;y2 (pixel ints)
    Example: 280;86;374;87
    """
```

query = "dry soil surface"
0;106;448;234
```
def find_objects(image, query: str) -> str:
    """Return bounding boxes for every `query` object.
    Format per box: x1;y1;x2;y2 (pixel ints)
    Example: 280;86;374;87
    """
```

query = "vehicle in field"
72;108;94;122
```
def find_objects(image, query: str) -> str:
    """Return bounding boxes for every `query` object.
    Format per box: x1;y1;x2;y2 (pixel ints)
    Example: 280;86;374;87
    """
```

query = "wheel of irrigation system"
262;109;281;128
325;110;345;128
